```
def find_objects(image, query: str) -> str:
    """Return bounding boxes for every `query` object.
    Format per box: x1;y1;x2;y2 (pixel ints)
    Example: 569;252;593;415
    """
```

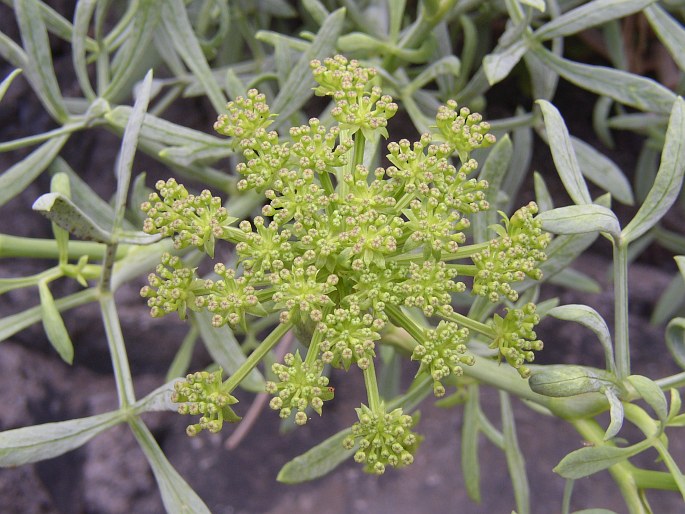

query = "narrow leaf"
572;509;618;514
14;0;68;121
554;440;651;479
627;375;668;424
622;97;685;244
72;0;96;100
0;68;22;101
113;70;153;232
102;0;160;102
520;0;545;11
133;382;177;414
665;317;685;370
269;8;345;125
38;280;74;364
0;134;69;208
537;100;592;205
192;311;264;393
277;427;354;483
572;137;634;205
501;392;530;514
547;267;601;294
650;276;685;326
483;38;528;86
548;305;615;372
644;4;685;72
603;387;624;440
534;0;655;40
534;172;554;212
32;192;113;243
538;205;621;240
0;411;124;466
160;0;226;112
533;46;676;114
129;419;211;514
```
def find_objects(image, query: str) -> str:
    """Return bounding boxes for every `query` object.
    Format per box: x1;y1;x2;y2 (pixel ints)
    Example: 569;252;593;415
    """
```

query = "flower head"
342;404;421;474
171;369;240;436
265;351;334;425
489;302;543;378
141;178;236;258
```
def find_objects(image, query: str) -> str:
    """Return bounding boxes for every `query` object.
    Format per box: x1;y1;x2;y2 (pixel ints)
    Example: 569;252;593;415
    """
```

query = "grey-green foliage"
1;1;685;513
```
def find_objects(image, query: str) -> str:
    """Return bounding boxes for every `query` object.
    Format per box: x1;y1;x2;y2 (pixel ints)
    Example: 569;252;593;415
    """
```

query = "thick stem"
613;239;630;379
0;234;127;260
224;322;292;391
363;360;382;412
441;310;495;338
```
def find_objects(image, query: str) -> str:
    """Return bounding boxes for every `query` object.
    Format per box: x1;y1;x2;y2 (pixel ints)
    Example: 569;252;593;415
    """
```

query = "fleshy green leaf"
501;392;530;514
548;305;615;372
534;172;554;212
538;205;621;240
650;276;685;326
554;440;651;479
533;46;676;114
572;136;634;205
32;192;114;244
38;279;74;364
520;0;545;12
72;0;96;100
622;97;685;244
537;100;592;205
14;0;68;121
547;267;601;294
0;68;22;101
269;7;345;126
0;411;125;466
603;387;624;440
160;0;226;113
534;0;655;41
102;0;161;102
483;38;528;86
0;134;69;208
277;427;354;483
665;317;685;370
113;70;153;232
129;419;211;514
644;4;685;72
627;375;668;424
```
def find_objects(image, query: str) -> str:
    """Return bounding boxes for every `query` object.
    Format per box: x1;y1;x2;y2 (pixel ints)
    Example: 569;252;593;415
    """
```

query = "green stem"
441;241;491;261
632;469;679;491
385;304;426;345
352;130;366;168
441;310;495;338
572;418;648;514
446;264;478;276
363;360;382;412
224;322;292;391
319;171;336;196
613;239;630;379
655;371;685;390
0;234;128;260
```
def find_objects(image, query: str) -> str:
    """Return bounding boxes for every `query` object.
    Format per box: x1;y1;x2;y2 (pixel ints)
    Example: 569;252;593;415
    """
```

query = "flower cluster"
265;351;333;425
171;370;240;436
412;321;473;397
343;404;421;474
140;252;208;320
142;56;551;474
141;179;237;258
489;303;543;378
472;202;550;302
310;55;398;138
